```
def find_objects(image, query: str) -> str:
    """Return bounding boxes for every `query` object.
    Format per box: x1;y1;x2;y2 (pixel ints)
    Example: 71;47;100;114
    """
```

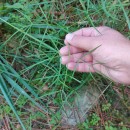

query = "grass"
0;0;130;129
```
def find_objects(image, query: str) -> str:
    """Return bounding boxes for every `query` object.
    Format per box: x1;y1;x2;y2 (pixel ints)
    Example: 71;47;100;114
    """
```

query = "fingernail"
66;33;74;42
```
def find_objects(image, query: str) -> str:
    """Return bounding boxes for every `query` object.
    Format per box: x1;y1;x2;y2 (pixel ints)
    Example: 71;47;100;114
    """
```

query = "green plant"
105;125;117;130
0;0;130;129
102;103;111;111
90;113;100;126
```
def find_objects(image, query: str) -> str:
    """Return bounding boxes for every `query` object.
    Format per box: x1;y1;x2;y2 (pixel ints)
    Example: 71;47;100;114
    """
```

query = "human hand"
59;26;130;84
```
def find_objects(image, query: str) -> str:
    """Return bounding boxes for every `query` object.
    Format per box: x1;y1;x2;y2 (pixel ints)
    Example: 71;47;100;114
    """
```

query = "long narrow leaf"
0;81;26;130
0;55;39;99
3;74;47;113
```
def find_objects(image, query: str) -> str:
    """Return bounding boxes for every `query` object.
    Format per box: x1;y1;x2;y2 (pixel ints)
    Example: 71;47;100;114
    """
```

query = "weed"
0;0;130;129
102;103;111;112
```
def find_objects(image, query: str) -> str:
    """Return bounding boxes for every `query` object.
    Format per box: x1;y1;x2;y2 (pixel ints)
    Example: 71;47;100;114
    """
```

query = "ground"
0;0;130;130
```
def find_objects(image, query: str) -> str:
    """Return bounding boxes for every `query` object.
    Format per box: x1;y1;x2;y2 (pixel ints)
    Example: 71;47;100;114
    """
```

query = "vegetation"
0;0;130;129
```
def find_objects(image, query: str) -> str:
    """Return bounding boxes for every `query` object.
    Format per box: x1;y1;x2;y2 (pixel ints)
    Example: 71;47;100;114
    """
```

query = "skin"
59;26;130;85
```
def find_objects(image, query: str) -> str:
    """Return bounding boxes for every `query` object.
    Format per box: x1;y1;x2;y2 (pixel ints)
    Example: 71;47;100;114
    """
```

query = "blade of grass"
118;0;130;30
0;18;57;52
0;80;26;130
3;74;48;113
0;55;39;98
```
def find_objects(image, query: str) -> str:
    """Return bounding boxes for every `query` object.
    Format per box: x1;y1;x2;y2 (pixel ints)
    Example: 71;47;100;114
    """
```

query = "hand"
59;26;130;85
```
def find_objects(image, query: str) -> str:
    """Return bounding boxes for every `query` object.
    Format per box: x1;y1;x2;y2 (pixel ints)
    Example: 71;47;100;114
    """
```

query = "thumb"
65;33;97;50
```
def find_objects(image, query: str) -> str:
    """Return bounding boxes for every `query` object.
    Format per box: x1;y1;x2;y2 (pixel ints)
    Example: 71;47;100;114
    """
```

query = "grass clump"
0;0;130;129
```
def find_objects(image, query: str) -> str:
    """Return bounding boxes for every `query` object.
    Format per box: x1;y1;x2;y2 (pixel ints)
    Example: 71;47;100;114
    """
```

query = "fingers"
64;26;110;50
61;53;93;64
72;28;95;36
68;27;105;37
64;27;96;45
65;33;97;50
59;45;84;56
66;62;95;72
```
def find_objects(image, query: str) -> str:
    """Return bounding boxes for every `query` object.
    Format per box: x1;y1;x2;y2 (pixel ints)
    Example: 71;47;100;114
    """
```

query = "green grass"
0;0;130;129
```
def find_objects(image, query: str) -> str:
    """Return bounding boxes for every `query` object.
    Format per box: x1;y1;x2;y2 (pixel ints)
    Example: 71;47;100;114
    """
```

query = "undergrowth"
0;0;130;129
